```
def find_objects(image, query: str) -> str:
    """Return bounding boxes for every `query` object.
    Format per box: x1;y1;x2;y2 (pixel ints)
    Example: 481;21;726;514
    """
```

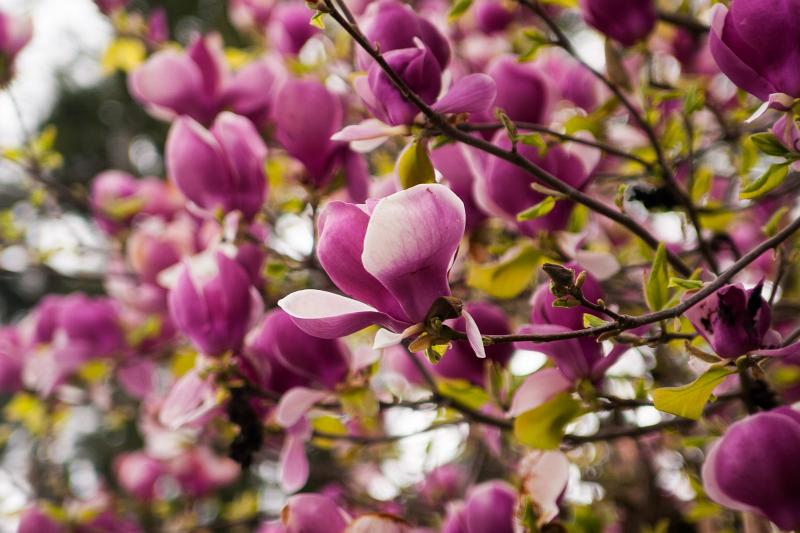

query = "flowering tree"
2;0;800;530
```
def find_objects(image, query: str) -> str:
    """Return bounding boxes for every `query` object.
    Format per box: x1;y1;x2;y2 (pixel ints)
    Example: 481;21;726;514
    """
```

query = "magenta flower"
485;55;553;124
709;0;800;101
268;2;319;56
17;507;63;533
114;452;166;501
535;49;601;112
685;282;800;359
279;184;468;343
702;407;800;530
281;493;350;533
244;309;350;392
168;252;259;356
474;0;515;34
477;132;596;237
356;0;451;71
0;10;32;84
129;35;280;126
579;0;656;47
166;112;268;220
515;266;627;383
171;447;240;497
444;480;518;533
0;327;23;394
430;144;488;232
228;0;273;32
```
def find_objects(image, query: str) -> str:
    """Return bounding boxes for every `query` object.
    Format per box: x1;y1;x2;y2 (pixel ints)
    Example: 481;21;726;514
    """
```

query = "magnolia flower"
686;282;800;359
474;0;515;34
17;507;63;533
476;132;597;237
356;0;450;71
702;406;800;530
443;480;518;533
129;35;280;126
168;252;260;356
0;10;32;84
430;144;488;232
579;0;656;47
518;451;569;527
166;112;268;220
279;184;485;356
273;78;369;200
281;493;351;533
268;2;319;55
484;55;554;125
90;171;182;235
709;0;800;101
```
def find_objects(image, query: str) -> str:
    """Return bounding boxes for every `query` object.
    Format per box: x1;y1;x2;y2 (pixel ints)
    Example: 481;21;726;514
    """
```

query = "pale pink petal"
331;119;408;142
462;310;486;359
279;426;311;493
518;450;570;525
276;387;328;428
278;290;407;338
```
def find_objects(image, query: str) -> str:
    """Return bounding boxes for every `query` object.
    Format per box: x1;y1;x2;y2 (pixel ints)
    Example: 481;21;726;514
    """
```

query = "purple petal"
432;74;497;115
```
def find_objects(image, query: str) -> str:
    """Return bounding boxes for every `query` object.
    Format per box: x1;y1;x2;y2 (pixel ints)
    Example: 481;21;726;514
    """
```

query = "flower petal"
508;368;573;417
278;290;407;338
279;422;312;493
276;387;328;428
362;184;465;322
431;74;497;115
462;310;486;359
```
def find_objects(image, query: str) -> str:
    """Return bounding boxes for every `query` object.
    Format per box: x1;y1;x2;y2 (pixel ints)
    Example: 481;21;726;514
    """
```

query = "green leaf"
438;379;490;411
749;132;790;157
519;132;548;155
583;313;611;328
652;366;736;420
448;0;473;21
517;196;557;221
466;243;540;299
690;166;713;203
668;277;704;290
396;139;435;189
539;0;576;5
683;85;705;115
513;392;582;449
763;206;789;237
740;163;789;200
644;244;670;311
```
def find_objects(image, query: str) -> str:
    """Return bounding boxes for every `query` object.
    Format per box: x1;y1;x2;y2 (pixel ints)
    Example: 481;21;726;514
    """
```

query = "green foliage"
467;242;540;299
644;244;670;311
513;392;583;449
396;139;436;189
653;366;737;420
740;163;789;199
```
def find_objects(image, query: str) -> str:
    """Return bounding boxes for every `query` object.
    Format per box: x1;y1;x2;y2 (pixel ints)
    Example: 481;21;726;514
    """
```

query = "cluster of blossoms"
3;0;800;530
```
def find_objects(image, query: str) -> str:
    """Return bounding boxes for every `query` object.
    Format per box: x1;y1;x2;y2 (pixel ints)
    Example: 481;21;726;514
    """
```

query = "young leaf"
583;313;611;328
466;243;540;299
513;392;582;449
448;0;474;21
517;197;557;221
740;163;789;200
438;379;490;411
396;139;435;189
762;206;789;237
668;277;704;290
749;132;790;157
644;244;670;311
652;366;736;420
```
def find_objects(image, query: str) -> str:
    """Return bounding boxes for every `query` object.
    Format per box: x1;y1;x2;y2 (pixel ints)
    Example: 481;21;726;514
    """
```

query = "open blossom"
279;184;466;342
281;493;351;533
702;407;800;530
709;0;800;101
129;35;280;126
686;282;800;359
268;2;319;56
166;112;268;220
0;10;32;84
168;252;259;356
579;0;656;47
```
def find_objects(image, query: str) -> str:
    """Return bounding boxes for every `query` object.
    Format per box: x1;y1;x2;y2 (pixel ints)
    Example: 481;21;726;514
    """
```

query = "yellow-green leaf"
5;393;47;435
583;313;611;328
763;206;789;237
448;0;474;21
517;196;556;221
310;11;326;29
396;139;435;189
466;243;540;299
749;132;790;157
740;163;789;200
438;379;490;411
513;392;582;449
652;366;736;420
668;277;703;290
644;243;670;311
